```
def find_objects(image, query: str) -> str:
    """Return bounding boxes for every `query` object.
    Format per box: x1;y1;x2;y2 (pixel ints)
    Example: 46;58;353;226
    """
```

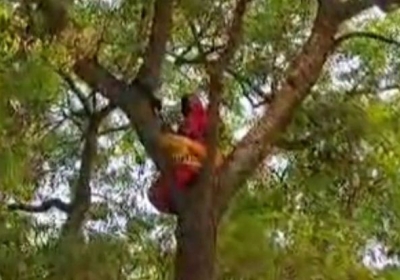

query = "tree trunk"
174;176;218;280
174;210;217;280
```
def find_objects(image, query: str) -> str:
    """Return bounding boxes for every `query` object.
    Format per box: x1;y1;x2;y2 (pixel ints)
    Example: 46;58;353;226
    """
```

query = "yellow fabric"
159;133;223;167
171;154;202;168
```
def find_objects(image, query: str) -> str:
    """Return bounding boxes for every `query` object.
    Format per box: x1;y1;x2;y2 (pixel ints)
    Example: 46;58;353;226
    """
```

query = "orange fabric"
160;134;223;167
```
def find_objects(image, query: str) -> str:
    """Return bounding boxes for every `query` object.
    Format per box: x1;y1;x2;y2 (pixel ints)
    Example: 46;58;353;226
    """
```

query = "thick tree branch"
219;0;253;65
72;59;125;103
215;2;359;218
215;0;400;218
193;0;253;198
31;0;71;38
31;0;174;173
318;0;373;22
61;113;101;238
70;0;174;172
204;0;253;153
72;60;167;169
135;0;175;92
8;198;71;213
200;0;253;179
203;0;254;166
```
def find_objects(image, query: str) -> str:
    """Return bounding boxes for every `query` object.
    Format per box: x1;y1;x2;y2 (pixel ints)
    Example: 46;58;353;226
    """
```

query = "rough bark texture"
175;203;218;280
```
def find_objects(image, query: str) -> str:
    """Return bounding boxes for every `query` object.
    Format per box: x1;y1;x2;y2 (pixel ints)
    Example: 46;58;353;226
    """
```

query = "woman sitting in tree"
148;93;222;214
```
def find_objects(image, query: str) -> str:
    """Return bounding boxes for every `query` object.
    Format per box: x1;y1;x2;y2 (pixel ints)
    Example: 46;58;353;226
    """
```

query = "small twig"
275;136;314;151
253;95;275;107
99;124;131;135
61;109;83;131
335;31;400;48
188;21;208;62
8;198;71;214
137;3;151;42
59;72;92;115
91;90;97;112
96;103;117;120
227;68;267;96
168;46;225;66
226;68;276;107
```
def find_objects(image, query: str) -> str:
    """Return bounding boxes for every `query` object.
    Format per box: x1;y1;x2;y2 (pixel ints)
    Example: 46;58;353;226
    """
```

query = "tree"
2;0;400;279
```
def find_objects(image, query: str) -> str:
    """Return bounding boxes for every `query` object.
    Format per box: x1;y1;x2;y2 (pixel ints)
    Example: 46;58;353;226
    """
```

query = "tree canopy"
2;0;400;279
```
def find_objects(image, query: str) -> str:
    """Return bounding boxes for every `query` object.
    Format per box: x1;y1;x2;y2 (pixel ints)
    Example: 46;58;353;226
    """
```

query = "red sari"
148;95;208;214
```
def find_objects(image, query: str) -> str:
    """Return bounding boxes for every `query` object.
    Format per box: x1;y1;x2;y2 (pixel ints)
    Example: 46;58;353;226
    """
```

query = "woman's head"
181;94;205;117
179;93;208;142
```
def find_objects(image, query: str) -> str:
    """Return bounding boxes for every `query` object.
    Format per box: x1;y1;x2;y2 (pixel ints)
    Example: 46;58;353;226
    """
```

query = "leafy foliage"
1;0;400;279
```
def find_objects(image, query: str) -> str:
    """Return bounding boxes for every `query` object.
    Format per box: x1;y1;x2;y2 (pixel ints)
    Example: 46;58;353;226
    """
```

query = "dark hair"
180;96;190;117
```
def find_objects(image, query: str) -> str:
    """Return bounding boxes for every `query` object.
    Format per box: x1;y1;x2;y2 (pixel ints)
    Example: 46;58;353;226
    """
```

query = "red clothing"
149;94;209;214
179;95;208;143
148;164;197;214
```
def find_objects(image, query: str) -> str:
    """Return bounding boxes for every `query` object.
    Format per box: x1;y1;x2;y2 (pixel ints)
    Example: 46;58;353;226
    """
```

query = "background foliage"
1;0;400;279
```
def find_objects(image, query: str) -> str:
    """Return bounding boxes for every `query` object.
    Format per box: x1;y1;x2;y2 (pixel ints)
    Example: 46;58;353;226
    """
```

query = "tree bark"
174;188;218;280
61;115;100;239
